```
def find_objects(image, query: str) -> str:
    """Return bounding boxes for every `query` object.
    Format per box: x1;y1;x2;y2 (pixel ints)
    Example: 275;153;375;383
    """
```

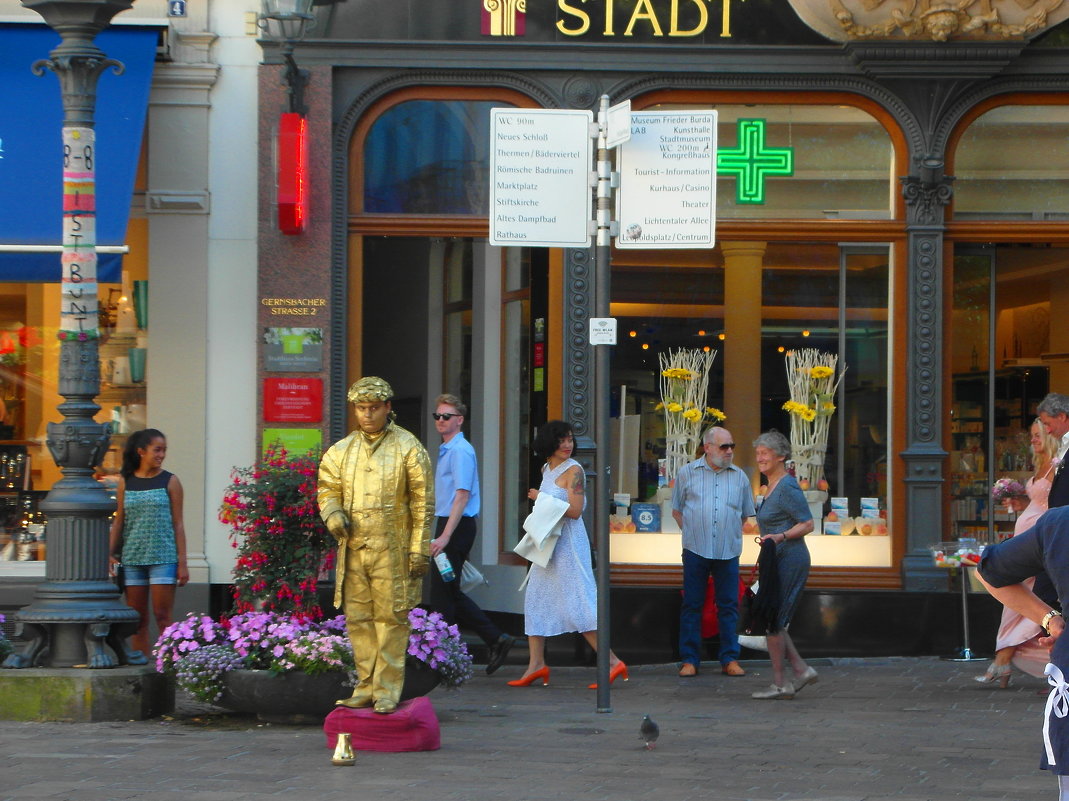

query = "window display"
606;242;891;568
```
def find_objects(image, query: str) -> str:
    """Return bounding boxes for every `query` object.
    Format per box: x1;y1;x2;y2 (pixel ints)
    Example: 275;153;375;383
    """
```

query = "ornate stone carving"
563;248;592;438
901;160;954;225
563;76;599;110
789;0;1069;41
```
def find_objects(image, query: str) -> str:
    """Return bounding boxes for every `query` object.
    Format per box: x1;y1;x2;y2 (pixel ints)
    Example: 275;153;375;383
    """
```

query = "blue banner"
0;23;158;282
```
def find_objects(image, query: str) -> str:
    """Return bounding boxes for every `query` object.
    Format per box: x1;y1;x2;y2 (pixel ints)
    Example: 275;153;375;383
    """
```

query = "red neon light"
277;112;307;235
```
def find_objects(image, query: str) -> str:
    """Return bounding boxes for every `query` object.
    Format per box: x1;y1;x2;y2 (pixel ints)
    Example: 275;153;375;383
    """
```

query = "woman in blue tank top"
108;428;188;654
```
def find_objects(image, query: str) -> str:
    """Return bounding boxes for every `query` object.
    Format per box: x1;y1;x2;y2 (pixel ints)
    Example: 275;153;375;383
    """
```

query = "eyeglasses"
718;443;736;450
432;413;458;421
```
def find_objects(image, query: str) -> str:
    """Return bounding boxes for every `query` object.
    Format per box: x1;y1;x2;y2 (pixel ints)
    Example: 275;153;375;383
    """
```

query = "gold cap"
347;376;393;403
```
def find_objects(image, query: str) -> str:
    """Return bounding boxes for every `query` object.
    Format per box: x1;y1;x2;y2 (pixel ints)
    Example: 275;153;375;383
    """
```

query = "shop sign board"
616;110;717;249
263;377;323;423
489;108;593;248
262;427;323;455
263;327;324;372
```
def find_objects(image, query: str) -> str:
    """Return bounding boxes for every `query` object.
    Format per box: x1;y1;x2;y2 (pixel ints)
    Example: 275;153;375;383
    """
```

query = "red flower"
220;448;332;618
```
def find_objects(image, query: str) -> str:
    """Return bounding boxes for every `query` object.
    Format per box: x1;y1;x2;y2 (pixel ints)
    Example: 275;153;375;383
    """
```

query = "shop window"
953;105;1069;220
443;239;474;403
363;100;508;215
608;242;892;569
500;248;534;548
641;102;896;220
949;245;1058;543
0;271;148;571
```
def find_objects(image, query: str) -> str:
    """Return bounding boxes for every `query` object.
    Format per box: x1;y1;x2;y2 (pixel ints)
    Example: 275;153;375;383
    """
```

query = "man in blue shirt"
429;394;515;675
672;425;756;678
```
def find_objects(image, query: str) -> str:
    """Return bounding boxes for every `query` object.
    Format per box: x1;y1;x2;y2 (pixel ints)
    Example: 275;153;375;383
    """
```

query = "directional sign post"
489;108;593;247
616;110;717;249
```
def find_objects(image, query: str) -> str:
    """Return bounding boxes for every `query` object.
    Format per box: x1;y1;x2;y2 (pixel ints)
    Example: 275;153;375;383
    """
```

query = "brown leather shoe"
678;663;698;677
722;661;746;677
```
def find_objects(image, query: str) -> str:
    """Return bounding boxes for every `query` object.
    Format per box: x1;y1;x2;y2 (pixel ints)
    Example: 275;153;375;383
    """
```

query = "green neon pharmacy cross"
717;118;794;205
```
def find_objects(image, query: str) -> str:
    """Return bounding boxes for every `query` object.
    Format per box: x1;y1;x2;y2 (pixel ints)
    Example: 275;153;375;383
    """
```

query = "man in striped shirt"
672;425;755;678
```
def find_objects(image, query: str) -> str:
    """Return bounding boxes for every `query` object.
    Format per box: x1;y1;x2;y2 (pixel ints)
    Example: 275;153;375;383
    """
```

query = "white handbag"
460;561;487;593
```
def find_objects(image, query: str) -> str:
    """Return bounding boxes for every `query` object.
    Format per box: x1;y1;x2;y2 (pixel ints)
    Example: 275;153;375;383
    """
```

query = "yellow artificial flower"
661;367;695;380
706;407;726;422
801;407;817;422
682;407;703;423
654;401;665;411
822;401;836;413
810;365;834;379
667;402;684;413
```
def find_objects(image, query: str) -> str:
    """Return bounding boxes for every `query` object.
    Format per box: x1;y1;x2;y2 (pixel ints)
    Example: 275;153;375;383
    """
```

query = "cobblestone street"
0;657;1056;801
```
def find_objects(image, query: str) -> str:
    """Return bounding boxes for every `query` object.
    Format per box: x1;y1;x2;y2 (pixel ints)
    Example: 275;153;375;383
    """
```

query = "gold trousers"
341;544;410;706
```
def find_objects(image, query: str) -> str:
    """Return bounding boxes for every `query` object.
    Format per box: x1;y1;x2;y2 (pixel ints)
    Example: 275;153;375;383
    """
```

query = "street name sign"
616;110;717;249
489;108;593;248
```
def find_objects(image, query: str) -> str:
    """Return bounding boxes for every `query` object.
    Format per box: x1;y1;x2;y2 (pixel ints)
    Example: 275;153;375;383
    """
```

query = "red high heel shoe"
588;662;628;689
507;667;550;687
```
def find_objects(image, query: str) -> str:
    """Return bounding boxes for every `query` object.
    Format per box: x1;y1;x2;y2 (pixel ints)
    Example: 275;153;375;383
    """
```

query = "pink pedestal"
323;696;440;752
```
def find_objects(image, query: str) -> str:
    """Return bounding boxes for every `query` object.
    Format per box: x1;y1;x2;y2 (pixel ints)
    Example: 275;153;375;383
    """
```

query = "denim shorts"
122;563;178;586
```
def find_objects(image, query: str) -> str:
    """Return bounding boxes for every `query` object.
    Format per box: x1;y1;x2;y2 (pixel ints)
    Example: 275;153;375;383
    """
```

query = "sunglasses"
432;413;459;421
718;443;736;450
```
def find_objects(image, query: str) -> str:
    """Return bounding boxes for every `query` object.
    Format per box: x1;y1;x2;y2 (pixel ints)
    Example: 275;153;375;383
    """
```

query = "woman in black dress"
978;506;1069;798
751;430;818;700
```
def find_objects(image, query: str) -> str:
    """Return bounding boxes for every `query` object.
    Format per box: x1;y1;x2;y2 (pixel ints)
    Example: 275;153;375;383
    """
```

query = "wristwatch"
1041;609;1063;635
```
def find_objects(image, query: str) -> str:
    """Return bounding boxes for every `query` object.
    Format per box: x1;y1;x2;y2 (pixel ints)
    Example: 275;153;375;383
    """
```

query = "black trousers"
428;516;502;646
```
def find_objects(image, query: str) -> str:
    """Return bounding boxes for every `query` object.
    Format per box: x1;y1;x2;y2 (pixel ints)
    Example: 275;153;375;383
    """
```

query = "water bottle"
434;552;455;582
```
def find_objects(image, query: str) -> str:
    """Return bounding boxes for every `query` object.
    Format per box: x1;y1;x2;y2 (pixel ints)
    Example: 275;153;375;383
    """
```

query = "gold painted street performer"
318;376;434;714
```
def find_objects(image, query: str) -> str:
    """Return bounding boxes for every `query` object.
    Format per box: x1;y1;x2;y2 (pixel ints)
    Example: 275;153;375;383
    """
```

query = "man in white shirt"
672;425;756;678
429;394;515;675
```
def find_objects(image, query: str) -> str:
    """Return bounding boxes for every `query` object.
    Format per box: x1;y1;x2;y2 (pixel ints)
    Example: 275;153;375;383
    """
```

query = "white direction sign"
616;110;717;249
605;99;632;149
490;108;593;248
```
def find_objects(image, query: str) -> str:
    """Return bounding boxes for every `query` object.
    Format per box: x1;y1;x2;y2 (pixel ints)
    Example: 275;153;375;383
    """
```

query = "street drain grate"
558;727;604;735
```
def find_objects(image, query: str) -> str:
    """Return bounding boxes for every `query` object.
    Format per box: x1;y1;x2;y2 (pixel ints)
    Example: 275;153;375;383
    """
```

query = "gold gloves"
326;511;350;541
408;552;430;578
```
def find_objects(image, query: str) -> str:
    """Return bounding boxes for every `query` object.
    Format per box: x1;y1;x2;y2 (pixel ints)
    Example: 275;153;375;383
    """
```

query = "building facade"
0;0;259;622
4;0;1069;659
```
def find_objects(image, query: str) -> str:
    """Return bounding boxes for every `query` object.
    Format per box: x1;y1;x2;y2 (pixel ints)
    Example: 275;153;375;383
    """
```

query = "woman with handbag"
108;428;188;654
751;429;817;700
508;419;627;688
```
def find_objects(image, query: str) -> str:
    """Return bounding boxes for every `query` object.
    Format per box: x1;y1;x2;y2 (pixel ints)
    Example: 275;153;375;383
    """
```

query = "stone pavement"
0;657;1058;801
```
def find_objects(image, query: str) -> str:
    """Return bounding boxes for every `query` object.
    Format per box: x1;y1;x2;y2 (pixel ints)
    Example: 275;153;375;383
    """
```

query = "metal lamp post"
259;0;314;116
2;0;143;669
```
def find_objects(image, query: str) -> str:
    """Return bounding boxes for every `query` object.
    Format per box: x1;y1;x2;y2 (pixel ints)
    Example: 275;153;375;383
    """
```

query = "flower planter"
219;658;440;724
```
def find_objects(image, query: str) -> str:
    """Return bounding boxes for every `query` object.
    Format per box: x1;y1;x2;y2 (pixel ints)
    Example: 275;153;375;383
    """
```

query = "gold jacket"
318;422;434;610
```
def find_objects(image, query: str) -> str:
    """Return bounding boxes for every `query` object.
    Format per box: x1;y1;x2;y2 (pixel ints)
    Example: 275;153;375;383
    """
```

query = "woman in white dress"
508;420;627;688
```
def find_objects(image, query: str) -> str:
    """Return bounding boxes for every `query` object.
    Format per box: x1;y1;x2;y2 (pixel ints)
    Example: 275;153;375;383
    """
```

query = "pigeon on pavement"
640;714;660;750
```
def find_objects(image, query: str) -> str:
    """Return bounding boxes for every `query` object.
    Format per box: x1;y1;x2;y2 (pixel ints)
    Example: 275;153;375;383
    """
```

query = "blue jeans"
679;548;740;666
122;562;178;586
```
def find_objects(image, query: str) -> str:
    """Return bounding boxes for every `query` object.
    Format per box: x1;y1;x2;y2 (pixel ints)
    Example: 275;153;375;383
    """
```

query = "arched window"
363;99;508;215
953;103;1069;221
